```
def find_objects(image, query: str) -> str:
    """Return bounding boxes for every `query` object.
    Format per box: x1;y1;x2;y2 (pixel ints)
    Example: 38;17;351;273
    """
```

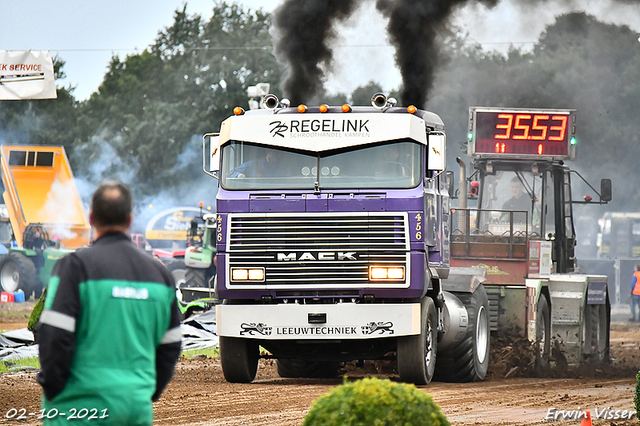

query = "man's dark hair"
91;180;133;228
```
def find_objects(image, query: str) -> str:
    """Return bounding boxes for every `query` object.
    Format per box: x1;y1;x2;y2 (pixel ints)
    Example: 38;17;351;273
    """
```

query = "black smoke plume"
273;0;501;107
376;0;498;108
273;0;362;104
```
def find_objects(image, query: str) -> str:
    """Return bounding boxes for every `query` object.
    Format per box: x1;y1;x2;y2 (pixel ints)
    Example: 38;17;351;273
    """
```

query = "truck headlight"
231;268;265;281
369;266;405;280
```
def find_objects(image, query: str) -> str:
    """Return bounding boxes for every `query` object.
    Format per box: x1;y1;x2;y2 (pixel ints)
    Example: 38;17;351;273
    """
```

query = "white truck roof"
216;107;445;153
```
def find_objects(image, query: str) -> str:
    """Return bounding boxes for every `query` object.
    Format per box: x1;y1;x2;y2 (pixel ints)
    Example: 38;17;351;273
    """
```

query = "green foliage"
0;357;39;373
429;12;640;209
350;81;384;105
302;377;450;426
635;370;640;423
70;2;284;200
28;287;46;333
181;347;220;358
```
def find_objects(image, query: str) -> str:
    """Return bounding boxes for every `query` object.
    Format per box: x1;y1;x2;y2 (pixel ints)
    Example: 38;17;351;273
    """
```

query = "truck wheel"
276;359;340;379
0;252;37;300
435;285;490;382
535;293;551;371
219;336;259;383
397;296;437;385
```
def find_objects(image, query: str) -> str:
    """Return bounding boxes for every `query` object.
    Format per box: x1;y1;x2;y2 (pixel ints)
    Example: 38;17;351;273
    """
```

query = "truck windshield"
220;140;422;190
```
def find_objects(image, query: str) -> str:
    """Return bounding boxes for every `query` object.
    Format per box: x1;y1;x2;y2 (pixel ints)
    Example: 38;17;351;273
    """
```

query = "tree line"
0;3;638;216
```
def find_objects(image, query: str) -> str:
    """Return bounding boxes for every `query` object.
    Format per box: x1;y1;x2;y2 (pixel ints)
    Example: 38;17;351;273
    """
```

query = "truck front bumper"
216;302;421;340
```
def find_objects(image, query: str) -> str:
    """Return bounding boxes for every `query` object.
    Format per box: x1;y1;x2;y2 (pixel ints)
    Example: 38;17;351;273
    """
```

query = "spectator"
630;264;640;322
36;180;181;425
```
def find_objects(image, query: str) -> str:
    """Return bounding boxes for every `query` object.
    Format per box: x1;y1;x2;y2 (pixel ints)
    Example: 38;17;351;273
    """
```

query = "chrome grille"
227;212;409;288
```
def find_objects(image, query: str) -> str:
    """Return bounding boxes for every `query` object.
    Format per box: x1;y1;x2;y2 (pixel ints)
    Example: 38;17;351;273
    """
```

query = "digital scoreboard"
468;107;576;160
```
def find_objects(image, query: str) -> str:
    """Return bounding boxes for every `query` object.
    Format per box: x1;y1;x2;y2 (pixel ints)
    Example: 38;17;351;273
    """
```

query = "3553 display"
468;108;575;159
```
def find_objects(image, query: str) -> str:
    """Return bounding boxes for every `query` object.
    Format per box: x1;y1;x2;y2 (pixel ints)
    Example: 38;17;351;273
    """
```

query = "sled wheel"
535;293;551;371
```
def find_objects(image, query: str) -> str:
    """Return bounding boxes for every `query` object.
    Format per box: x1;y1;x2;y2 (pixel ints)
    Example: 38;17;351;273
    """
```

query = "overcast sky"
2;0;639;101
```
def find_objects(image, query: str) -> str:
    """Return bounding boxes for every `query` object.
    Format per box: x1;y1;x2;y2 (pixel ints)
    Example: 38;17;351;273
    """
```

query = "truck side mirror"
428;133;446;171
203;133;220;178
600;179;612;202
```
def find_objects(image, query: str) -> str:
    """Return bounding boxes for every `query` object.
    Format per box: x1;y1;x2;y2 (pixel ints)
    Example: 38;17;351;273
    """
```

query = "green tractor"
167;210;218;319
0;224;73;301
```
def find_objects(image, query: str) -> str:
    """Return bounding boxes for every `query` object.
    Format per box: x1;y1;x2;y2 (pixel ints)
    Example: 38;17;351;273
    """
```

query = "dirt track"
1;317;639;425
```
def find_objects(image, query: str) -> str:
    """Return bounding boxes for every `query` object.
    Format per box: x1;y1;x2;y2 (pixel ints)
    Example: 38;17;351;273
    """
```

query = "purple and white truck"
204;93;490;385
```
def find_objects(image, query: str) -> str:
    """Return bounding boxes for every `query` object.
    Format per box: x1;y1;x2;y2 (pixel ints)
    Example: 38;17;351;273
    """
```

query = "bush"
635;370;640;423
302;377;450;426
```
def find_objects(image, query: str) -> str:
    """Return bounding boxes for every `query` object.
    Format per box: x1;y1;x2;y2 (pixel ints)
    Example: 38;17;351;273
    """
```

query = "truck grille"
227;212;410;288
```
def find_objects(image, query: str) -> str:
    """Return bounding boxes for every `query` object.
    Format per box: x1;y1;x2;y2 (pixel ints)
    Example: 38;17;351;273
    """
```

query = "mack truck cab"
204;94;491;385
451;107;612;367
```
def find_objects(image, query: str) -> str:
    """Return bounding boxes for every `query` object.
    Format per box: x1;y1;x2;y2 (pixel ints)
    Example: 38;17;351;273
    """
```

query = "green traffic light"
467;132;473;141
570;137;577;145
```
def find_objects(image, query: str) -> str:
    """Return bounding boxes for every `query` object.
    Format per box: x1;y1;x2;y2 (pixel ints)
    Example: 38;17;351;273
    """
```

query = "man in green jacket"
36;180;181;425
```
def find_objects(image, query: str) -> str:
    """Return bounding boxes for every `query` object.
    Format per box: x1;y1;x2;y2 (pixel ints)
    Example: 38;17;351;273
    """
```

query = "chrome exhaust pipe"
263;94;279;110
371;92;387;109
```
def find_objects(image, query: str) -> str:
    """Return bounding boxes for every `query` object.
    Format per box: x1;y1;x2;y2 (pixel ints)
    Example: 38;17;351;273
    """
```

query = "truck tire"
219;336;259;383
435;285;490;382
397;296;437;385
276;359;340;379
0;252;37;300
535;293;551;371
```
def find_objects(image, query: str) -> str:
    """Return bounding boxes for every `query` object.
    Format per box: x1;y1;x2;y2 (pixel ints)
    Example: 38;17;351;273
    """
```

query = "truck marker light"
297;104;307;113
233;106;244;116
407;105;417;114
341;104;351;113
319;104;328;113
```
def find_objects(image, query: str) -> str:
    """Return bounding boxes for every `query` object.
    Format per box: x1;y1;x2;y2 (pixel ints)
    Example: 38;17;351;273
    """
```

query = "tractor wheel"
276;359;340;379
535;293;551;372
219;336;259;383
0;252;37;300
397;296;438;385
582;301;610;364
435;285;490;382
181;267;207;303
166;261;187;288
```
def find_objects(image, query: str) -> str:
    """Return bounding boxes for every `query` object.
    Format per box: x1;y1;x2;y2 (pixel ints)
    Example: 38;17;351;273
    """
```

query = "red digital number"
512;114;532;140
530;115;549;140
549;115;568;141
494;114;513;139
494;142;506;153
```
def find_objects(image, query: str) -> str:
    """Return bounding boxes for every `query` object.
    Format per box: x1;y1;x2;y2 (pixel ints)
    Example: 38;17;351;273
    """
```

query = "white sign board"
0;51;57;100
